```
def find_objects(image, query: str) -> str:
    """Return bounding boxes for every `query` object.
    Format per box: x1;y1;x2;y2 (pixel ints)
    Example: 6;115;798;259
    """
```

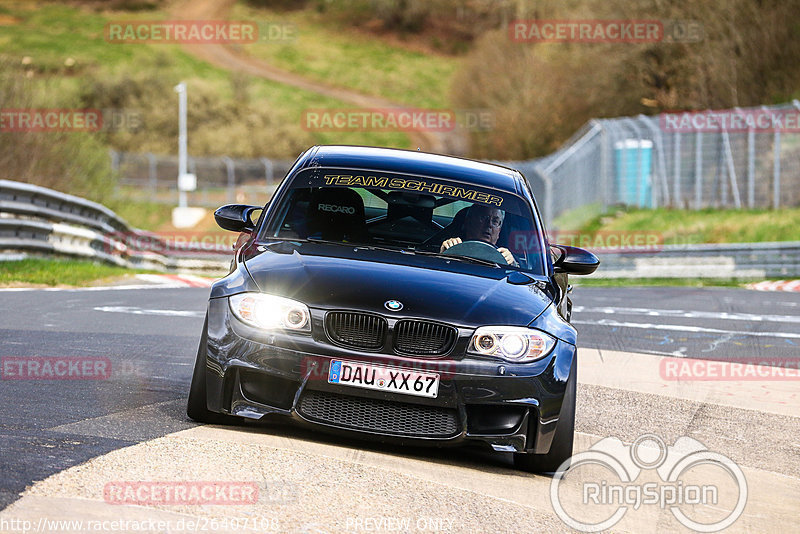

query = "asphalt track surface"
0;283;798;531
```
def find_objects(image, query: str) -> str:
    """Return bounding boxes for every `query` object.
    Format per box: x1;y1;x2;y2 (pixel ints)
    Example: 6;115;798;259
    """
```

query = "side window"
356;189;388;219
275;188;311;238
432;201;471;225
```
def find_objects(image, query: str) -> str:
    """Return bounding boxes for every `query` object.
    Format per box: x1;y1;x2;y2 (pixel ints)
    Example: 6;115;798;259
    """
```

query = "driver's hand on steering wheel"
497;247;515;265
440;237;462;252
441;238;517;266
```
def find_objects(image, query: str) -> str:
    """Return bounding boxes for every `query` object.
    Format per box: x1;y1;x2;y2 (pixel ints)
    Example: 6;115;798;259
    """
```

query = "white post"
171;82;205;228
174;82;188;209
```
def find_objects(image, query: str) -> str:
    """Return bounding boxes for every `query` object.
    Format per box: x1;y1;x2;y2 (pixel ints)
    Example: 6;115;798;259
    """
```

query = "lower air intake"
298;390;459;438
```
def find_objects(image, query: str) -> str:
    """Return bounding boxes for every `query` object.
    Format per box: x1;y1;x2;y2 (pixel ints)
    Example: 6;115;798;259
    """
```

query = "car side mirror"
552;245;600;275
214;204;263;233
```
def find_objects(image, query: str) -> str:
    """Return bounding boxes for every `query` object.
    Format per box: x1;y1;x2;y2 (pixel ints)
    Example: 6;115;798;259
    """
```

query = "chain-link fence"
111;151;296;208
112;101;800;224
531;100;800;226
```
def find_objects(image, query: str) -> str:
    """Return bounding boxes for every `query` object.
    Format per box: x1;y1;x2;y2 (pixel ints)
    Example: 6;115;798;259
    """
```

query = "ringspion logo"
551;434;747;531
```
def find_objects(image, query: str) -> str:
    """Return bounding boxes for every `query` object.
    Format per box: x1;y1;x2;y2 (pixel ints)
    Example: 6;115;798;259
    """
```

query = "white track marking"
573;318;800;339
0;284;186;292
573;306;800;324
93;306;204;318
0;274;214;291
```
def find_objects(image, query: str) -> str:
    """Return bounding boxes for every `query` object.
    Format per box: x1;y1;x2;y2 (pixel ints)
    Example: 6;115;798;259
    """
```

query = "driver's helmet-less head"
463;205;505;245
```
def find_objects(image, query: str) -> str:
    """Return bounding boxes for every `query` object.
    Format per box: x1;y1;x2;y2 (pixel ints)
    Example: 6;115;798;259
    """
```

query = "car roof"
296;145;523;194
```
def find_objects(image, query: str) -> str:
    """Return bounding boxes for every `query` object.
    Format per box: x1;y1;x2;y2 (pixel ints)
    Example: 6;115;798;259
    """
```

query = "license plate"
328;360;440;398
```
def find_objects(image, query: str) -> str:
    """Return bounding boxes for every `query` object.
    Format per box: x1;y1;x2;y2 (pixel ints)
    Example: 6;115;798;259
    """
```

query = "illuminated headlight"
468;326;556;362
229;293;311;333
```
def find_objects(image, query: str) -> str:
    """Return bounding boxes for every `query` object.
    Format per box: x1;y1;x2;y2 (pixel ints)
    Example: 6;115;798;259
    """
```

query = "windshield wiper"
267;238;502;267
412;250;501;268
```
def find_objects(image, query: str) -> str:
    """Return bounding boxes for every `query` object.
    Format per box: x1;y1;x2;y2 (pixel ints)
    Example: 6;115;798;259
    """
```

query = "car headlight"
229;293;311;333
468;326;556;363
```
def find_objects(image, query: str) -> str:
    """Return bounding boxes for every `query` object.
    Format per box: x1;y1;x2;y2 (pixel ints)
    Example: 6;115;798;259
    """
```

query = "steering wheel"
441;240;508;264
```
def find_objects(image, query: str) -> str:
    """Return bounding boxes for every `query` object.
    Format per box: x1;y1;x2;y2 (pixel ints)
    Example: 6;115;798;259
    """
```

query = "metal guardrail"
0;180;230;274
592;241;800;279
2;179;797;279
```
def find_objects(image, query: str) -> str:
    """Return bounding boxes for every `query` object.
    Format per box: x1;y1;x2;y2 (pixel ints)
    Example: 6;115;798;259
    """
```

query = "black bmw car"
187;145;598;473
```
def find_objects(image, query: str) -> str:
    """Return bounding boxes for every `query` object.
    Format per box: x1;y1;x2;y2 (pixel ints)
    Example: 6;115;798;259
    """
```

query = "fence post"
773;129;781;209
747;126;755;208
223;156;236;204
533;164;554;228
146;152;157;198
721;129;741;208
261;157;274;187
717;130;727;207
673;131;681;207
599;121;611;209
694;132;703;209
110;149;119;175
544;173;553;228
637;115;670;207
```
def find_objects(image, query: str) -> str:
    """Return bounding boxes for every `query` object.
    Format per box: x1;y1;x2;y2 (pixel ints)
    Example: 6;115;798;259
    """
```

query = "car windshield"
261;169;546;274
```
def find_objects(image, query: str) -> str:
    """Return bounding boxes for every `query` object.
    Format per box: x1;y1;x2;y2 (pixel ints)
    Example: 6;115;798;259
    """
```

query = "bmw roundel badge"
384;300;403;311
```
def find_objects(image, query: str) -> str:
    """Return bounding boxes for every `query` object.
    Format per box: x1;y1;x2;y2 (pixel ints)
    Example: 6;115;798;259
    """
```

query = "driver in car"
440;205;516;265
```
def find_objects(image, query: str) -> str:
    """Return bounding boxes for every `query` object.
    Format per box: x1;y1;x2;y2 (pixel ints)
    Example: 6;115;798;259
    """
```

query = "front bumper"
204;297;576;454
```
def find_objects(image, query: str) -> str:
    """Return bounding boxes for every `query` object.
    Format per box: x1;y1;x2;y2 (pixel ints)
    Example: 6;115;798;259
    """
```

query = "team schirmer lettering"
323;174;504;207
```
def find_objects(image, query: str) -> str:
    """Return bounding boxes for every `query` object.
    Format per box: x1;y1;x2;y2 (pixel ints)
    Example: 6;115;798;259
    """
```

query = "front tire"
513;359;576;473
187;315;237;424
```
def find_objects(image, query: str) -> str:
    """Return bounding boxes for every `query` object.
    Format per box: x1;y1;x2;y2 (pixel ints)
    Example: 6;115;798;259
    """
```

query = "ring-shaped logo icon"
384;300;403;311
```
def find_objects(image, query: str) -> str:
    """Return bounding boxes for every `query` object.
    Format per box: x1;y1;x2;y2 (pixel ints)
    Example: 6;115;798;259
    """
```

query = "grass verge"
572;277;754;288
576;207;800;245
0;258;156;287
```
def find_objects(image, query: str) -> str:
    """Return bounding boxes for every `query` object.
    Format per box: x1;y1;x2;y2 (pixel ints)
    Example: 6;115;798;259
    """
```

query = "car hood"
243;241;552;327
